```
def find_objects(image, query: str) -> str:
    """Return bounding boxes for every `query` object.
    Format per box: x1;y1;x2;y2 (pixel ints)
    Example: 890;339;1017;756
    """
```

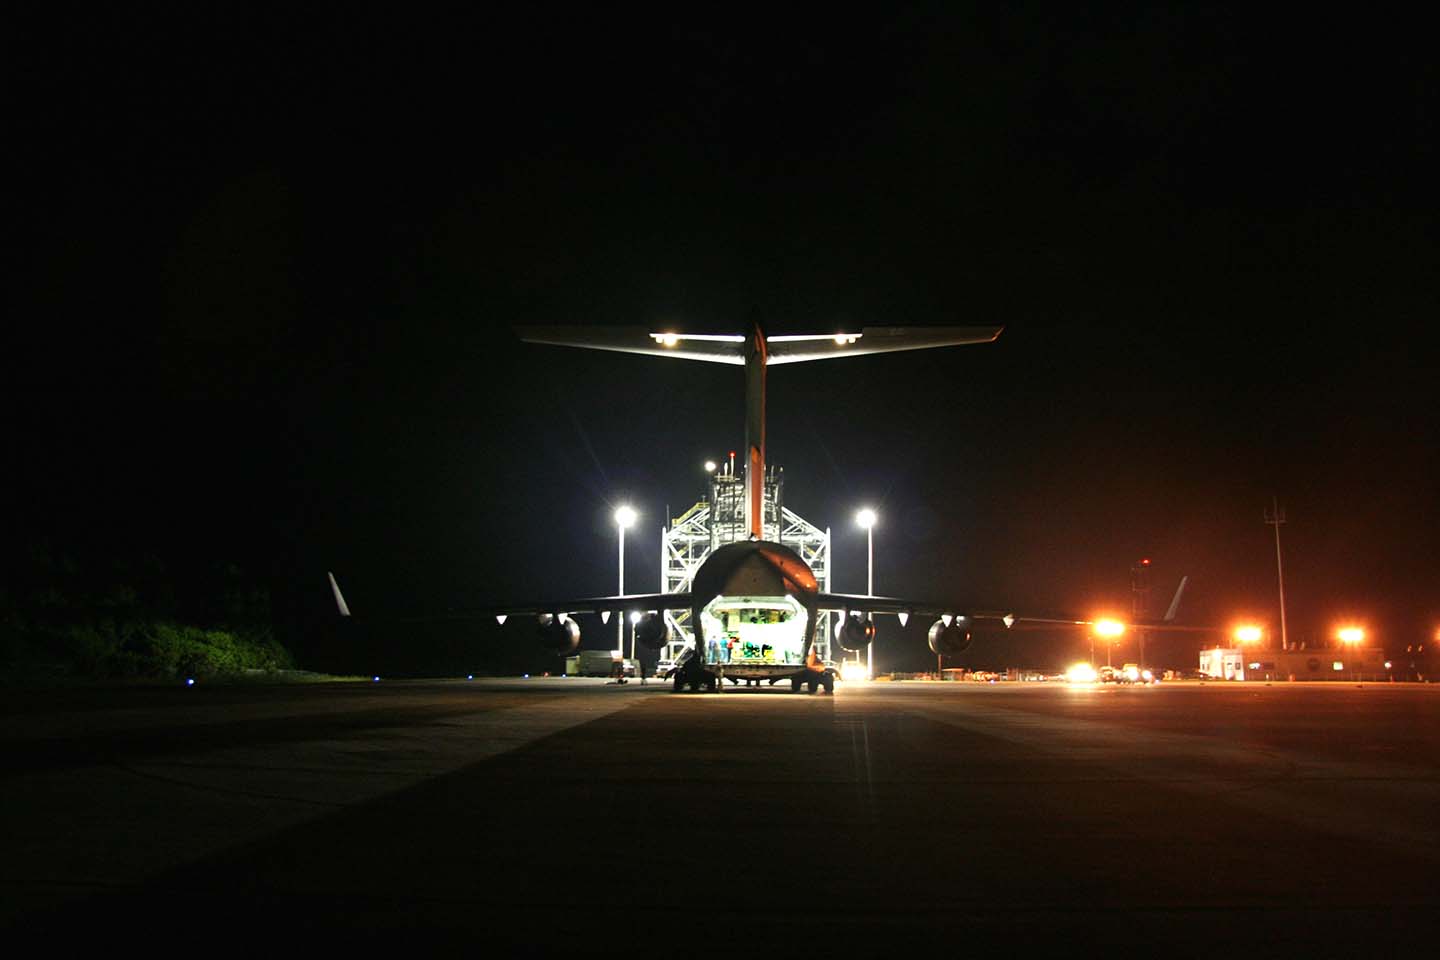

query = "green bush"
132;621;294;678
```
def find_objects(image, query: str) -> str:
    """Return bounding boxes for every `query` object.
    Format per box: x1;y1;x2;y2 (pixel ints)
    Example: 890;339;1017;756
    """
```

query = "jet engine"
633;612;670;650
837;614;876;652
536;614;581;654
927;617;973;655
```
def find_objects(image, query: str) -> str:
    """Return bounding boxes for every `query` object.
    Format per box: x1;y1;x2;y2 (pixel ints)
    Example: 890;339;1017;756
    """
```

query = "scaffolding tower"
661;462;834;662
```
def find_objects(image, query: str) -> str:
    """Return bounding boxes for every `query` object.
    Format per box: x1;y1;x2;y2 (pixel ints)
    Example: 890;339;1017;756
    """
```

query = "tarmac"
5;677;1440;953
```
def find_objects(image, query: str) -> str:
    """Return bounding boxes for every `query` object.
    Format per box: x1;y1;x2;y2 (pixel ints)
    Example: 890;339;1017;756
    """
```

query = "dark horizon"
9;7;1436;674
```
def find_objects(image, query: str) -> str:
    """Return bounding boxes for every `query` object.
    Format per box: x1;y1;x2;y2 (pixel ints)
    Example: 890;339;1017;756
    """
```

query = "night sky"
10;7;1436;673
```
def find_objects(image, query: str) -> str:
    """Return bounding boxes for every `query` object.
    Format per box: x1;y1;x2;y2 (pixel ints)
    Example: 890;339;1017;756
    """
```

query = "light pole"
856;507;877;680
1265;498;1289;650
615;505;637;660
1338;626;1364;682
1094;619;1125;670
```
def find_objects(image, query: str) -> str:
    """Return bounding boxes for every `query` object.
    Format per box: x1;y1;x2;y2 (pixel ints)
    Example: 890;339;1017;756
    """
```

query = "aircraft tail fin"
328;572;352;618
1163;576;1188;622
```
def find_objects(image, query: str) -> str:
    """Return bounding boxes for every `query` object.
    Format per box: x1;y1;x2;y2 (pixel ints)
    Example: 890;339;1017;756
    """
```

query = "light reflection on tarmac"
5;678;1440;951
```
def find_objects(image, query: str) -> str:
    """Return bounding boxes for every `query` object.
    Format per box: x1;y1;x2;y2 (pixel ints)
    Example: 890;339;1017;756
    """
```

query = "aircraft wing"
816;590;1218;634
470;592;693;621
328;573;690;622
817;593;1081;629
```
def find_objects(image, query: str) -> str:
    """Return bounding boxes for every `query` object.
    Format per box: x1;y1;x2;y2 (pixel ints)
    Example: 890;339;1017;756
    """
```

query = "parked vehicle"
564;650;622;677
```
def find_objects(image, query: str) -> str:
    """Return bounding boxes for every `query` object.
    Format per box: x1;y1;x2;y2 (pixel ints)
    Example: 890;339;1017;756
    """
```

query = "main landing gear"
673;666;718;693
789;670;834;695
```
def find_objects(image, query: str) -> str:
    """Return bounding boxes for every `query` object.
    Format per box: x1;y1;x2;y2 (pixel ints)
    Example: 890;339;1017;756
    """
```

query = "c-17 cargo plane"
331;322;1201;692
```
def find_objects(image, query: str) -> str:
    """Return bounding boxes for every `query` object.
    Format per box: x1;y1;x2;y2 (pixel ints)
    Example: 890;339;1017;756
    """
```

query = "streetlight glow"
1337;626;1365;645
704;460;717;473
855;508;877;530
614;505;637;528
1235;625;1264;644
1094;619;1126;638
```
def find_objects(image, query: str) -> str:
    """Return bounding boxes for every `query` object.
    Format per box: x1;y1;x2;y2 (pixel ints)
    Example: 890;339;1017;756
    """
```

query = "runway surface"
5;677;1440;952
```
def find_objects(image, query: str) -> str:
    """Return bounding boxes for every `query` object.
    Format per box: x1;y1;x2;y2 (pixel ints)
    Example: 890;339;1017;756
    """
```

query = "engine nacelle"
537;614;581;654
634;612;670;650
927;617;973;655
837;614;876;652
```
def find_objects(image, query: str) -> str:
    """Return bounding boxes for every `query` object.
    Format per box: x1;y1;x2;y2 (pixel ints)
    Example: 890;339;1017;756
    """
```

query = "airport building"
1200;646;1390;682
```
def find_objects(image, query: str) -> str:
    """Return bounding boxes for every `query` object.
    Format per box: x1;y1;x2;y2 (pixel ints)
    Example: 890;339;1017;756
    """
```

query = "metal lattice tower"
661;461;834;662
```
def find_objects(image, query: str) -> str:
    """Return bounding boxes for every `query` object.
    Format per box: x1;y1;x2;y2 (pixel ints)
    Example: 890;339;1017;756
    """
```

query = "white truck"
564;650;622;677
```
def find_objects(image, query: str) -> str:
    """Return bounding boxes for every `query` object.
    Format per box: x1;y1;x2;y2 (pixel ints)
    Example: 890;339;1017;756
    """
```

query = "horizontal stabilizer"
515;326;744;364
766;325;1003;364
515;324;1004;365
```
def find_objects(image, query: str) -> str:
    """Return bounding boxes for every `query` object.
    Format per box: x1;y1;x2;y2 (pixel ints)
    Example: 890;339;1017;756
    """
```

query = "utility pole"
1264;497;1289;650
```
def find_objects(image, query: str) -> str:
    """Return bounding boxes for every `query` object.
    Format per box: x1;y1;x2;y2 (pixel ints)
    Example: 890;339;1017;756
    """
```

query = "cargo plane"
331;322;1200;692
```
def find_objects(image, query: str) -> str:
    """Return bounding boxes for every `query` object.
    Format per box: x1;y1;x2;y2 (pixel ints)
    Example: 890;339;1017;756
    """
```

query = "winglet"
328;572;352;618
1163;576;1188;622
